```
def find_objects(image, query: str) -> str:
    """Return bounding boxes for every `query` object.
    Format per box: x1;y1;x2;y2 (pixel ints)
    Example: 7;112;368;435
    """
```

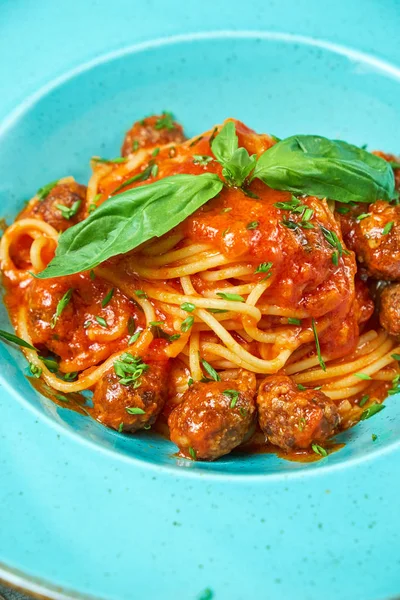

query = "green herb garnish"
155;112;175;131
51;288;73;328
114;353;149;387
355;373;372;380
201;358;220;382
95;316;108;328
193;155;213;167
37;180;59;200
311;318;326;371
0;329;36;351
382;221;394;235
223;389;240;408
181;302;196;312
288;318;302;325
102;288;114;308
359;395;369;407
246;221;259;230
126;407;146;415
37;174;223;278
188;446;197;460
360;403;385;420
216;292;245;302
181;316;194;332
252;135;396;204
29;363;42;378
311;443;328;457
56;200;81;220
211;122;257;187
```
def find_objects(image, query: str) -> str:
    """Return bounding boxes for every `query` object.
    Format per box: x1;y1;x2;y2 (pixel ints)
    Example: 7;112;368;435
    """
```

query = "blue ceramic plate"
1;2;400;599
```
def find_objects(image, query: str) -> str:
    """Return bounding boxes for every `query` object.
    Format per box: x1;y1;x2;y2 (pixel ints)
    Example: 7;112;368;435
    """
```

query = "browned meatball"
92;359;169;432
29;182;87;232
257;375;340;452
338;200;400;280
121;113;185;156
379;283;400;338
168;370;257;461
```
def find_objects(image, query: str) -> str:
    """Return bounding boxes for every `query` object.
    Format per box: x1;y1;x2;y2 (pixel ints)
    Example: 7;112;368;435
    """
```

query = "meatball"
121;113;185;156
338;200;400;280
168;370;257;461
92;359;169;432
379;283;400;338
29;181;87;232
257;375;340;452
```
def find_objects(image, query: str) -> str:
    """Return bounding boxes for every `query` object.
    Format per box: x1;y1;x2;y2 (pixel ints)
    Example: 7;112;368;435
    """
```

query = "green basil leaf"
37;174;223;278
211;122;238;163
252;135;395;204
212;122;256;187
222;148;257;187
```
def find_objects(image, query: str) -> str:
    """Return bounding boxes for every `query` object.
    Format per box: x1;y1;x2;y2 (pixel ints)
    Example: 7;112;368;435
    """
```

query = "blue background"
1;1;400;599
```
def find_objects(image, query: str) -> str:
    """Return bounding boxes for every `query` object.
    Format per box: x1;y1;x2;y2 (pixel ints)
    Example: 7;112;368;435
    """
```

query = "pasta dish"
1;113;399;461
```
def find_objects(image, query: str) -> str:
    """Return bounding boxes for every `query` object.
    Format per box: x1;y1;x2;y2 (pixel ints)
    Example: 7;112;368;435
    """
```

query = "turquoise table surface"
1;1;400;599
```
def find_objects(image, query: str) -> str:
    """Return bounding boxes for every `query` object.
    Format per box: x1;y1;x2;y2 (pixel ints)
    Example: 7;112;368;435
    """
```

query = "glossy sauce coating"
257;375;340;452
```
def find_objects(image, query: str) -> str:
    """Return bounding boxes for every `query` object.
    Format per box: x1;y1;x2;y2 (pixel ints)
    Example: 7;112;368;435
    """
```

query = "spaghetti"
1;114;399;462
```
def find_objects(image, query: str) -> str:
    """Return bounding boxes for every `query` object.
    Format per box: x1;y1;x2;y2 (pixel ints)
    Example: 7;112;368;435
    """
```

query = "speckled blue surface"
1;1;400;599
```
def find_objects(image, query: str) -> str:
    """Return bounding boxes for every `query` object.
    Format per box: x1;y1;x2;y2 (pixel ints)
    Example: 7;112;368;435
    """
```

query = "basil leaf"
211;122;238;163
253;135;395;204
222;148;257;187
38;174;223;278
211;122;256;187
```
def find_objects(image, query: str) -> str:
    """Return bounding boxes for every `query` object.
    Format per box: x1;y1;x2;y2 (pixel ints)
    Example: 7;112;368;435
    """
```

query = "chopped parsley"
355;372;372;380
255;262;273;275
155;112;175;131
114;353;149;387
95;316;108;328
288;318;302;326
181;302;196;312
135;290;147;298
132;140;140;151
320;225;348;259
188;446;197;460
216;292;245;302
223;389;240;408
118;422;124;432
0;329;36;351
89;269;96;280
360;403;385;420
128;331;141;345
152;147;160;157
372;433;378;442
29;363;42;378
126;407;146;415
201;358;220;382
246;221;259;230
113;165;153;192
151;164;159;177
311;318;326;371
37;180;59;200
359;394;369;407
102;288;114;308
51;288;73;329
193;155;213;167
312;443;328;457
382;221;394;235
93;156;127;164
181;316;194;332
56;200;81;220
356;212;371;221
